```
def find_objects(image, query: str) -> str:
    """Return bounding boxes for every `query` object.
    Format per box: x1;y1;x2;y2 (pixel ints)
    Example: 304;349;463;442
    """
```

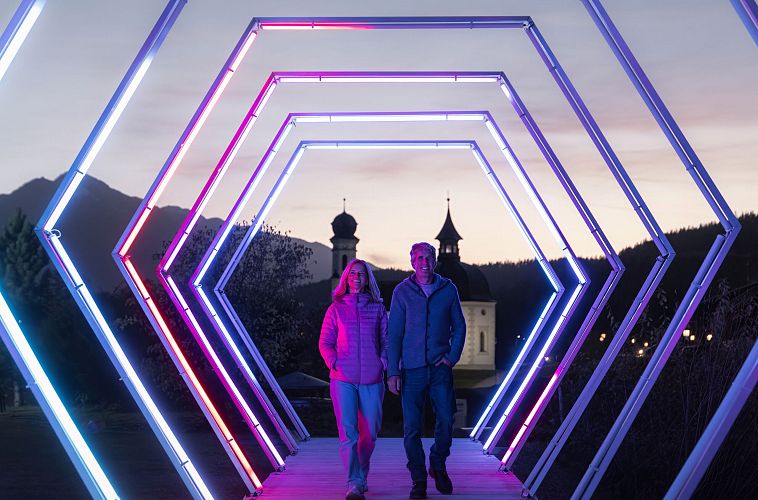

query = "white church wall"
454;301;496;370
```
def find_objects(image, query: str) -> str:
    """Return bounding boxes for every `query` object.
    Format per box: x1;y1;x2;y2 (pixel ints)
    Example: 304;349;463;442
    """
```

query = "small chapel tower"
330;199;359;291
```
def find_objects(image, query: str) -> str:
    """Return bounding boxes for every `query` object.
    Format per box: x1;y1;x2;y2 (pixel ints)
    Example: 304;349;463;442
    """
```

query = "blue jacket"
387;273;466;377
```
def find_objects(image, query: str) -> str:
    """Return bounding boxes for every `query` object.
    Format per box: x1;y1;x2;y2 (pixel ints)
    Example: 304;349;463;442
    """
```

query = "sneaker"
409;480;428;499
429;468;453;495
345;485;365;500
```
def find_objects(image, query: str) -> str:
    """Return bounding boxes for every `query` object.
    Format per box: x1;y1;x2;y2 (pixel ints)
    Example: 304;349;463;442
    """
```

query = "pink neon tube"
111;22;266;492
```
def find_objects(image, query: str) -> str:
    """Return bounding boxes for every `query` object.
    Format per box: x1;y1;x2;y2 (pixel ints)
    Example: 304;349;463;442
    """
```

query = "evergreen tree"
0;209;113;408
0;209;49;307
0;209;49;409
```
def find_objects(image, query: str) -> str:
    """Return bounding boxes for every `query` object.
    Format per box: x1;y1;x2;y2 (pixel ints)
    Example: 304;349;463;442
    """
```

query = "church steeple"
330;199;359;290
435;197;462;259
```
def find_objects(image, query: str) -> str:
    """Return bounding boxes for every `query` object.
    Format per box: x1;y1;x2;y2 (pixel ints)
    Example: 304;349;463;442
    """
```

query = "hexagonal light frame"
163;72;593;456
117;66;593;473
666;3;758;496
567;2;742;498
193;110;567;447
31;2;224;498
114;16;670;479
179;69;653;458
0;2;119;498
104;20;280;492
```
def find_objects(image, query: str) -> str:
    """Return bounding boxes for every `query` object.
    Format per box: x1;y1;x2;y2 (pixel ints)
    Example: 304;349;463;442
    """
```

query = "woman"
320;259;388;500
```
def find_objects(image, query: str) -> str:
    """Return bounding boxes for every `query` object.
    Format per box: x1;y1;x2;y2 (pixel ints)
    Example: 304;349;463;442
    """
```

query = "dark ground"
0;406;270;499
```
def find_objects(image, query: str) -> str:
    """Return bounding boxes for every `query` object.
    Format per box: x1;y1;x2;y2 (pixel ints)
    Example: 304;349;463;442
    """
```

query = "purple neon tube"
32;2;219;498
192;114;564;440
731;0;758;48
521;15;679;495
173;70;589;448
162;69;581;456
570;2;741;498
0;1;119;497
152;72;297;461
130;19;656;488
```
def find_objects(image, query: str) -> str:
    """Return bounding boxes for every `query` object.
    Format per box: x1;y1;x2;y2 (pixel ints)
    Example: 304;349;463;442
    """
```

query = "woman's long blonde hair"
332;258;383;303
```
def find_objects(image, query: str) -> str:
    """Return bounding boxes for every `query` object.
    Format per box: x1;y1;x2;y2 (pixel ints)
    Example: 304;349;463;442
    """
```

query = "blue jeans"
330;379;384;488
401;364;455;481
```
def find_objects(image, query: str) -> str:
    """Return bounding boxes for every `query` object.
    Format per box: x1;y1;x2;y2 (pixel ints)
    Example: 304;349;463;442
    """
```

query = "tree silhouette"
112;222;315;408
0;209;48;409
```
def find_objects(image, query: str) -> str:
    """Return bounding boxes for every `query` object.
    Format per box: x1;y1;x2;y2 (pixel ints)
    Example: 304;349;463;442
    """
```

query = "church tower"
435;198;469;300
436;197;463;261
434;198;497;376
330;200;359;291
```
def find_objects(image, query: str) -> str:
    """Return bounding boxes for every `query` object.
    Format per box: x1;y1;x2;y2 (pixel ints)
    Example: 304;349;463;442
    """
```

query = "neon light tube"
502;268;622;469
116;29;259;257
190;111;565;457
217;139;555;304
162;275;286;468
256;17;530;31
193;120;566;458
570;2;741;498
664;339;758;499
153;72;298;457
731;0;758;46
42;170;84;232
121;260;262;491
517;14;675;493
483;283;584;451
294;112;485;123
502;372;560;464
0;0;44;82
107;18;293;465
305;141;472;149
209;138;563;455
163;74;591;451
0;292;119;499
193;26;633;470
475;113;590;445
0;2;118;496
33;2;219;498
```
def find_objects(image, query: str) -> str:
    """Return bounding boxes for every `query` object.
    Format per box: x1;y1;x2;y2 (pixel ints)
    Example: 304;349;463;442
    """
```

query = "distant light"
516;335;521;339
689;335;696;342
643;342;649;347
706;334;713;342
637;349;644;356
599;336;605;342
683;329;691;338
544;357;550;362
631;338;636;344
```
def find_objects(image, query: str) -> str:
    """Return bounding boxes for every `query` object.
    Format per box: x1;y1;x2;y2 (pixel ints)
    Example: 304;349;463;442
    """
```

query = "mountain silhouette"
0;175;332;291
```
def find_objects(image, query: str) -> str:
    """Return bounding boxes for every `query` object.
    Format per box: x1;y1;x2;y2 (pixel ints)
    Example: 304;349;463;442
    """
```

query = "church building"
434;203;497;373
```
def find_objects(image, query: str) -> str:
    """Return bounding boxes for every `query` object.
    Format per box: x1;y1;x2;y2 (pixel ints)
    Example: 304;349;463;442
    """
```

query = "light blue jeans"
330;379;384;489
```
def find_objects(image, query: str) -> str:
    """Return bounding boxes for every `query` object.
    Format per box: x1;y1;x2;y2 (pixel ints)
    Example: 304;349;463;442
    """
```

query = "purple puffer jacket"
319;293;388;385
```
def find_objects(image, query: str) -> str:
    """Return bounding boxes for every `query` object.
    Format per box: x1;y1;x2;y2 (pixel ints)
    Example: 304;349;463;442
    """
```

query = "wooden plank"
262;438;524;499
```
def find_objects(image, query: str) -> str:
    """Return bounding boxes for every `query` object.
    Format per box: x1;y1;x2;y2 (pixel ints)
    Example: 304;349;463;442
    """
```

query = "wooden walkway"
262;438;524;499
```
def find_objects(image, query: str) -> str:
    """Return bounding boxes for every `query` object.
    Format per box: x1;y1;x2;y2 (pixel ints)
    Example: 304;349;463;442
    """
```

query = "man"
387;242;466;499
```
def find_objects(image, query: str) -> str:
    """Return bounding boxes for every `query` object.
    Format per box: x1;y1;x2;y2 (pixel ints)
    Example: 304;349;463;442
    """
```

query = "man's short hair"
410;242;436;261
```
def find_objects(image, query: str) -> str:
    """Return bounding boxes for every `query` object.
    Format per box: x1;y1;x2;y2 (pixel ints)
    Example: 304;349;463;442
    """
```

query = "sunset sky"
1;0;756;269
